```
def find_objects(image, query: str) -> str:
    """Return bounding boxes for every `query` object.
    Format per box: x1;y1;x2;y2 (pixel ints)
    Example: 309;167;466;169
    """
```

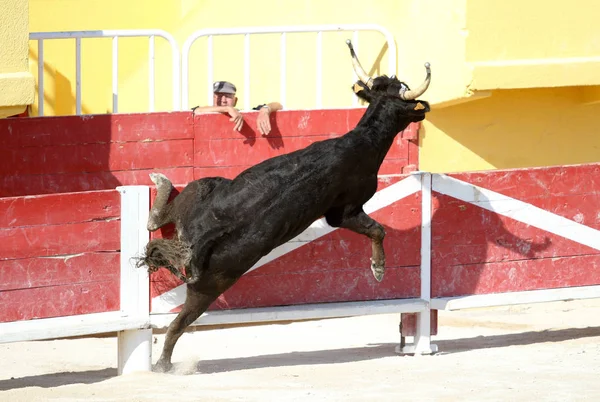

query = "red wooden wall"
0;109;418;197
0;109;420;322
0;190;121;323
431;164;600;298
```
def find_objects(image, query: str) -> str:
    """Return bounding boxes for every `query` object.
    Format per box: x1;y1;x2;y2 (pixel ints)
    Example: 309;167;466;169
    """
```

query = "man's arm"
192;105;243;131
256;102;283;135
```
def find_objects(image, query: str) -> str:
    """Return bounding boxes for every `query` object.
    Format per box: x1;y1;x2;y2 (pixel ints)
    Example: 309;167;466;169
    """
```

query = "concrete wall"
0;0;35;118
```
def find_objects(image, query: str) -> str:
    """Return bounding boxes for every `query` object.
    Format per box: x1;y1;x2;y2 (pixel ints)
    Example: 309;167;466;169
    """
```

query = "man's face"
213;92;237;107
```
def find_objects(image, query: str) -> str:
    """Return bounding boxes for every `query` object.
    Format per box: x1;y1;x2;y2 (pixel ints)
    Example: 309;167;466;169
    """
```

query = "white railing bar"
316;31;322;108
280;33;286;108
244;34;250;109
112;36;119;113
180;24;395;39
37;39;44;116
30;29;181;113
352;31;359;107
416;172;433;352
181;24;396;109
30;29;177;40
148;36;155;112
75;37;82;115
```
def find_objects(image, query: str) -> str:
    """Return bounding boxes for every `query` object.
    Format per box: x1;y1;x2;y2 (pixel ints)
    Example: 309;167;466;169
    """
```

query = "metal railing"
181;24;397;110
29;30;181;116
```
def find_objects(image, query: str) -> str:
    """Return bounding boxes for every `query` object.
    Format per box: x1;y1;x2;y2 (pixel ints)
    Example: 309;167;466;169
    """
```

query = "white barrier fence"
28;24;396;115
29;30;181;116
0;186;151;375
2;172;600;374
181;24;396;110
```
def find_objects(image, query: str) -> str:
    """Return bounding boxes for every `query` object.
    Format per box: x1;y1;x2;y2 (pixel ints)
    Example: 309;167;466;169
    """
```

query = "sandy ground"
1;298;599;402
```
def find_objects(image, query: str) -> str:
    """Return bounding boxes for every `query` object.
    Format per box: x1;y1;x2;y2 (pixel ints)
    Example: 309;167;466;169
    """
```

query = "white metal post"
244;34;250;109
112;36;119;113
207;35;214;107
351;31;359;107
316;31;322;108
414;172;433;353
75;37;82;115
149;36;155;112
38;39;44;116
280;32;286;108
398;172;437;355
116;185;152;375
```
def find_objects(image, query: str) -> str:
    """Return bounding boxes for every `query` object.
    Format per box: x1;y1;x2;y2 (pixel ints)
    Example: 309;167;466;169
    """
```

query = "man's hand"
257;106;272;136
227;107;244;131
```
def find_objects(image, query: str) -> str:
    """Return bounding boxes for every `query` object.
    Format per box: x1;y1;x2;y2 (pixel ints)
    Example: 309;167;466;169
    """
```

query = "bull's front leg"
326;209;386;282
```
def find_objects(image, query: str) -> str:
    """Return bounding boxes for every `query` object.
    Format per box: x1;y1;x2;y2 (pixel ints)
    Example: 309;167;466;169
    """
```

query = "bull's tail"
134;238;192;283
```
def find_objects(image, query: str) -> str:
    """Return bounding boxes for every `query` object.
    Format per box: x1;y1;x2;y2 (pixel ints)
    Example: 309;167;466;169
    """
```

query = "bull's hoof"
153;359;173;373
370;259;385;282
149;172;172;189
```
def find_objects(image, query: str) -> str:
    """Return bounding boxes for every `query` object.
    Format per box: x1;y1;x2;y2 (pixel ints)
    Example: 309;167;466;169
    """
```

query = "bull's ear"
352;80;373;102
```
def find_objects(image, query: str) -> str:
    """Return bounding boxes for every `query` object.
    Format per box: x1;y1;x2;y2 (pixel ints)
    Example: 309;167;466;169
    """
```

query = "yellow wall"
422;87;600;172
28;0;471;114
0;0;35;118
27;0;600;172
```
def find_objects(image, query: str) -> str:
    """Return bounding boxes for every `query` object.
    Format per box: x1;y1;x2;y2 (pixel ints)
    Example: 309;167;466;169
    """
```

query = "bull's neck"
353;97;411;161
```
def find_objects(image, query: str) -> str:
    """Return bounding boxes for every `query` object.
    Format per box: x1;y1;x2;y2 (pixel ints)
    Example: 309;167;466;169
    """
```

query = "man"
192;81;283;136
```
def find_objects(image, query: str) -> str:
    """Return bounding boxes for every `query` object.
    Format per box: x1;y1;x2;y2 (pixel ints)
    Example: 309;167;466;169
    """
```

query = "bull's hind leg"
326;209;386;282
155;288;218;372
147;173;174;231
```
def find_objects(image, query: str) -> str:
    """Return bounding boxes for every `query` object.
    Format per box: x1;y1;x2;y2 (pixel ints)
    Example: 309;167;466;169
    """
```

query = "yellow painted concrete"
26;0;600;171
0;0;35;118
421;87;600;172
466;2;600;91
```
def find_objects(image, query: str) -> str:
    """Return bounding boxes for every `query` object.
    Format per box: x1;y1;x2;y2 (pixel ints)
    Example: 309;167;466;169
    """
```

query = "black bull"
136;41;432;372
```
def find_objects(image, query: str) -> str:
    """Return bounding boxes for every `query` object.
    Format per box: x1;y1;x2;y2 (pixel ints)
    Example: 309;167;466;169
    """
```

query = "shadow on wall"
424;87;600;171
28;48;94;116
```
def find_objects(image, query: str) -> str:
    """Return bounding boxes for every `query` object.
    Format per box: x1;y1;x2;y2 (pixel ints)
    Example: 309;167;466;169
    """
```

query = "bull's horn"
346;39;374;89
400;62;431;100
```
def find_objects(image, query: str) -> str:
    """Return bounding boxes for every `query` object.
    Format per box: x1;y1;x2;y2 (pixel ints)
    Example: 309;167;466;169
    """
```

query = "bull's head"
346;39;431;104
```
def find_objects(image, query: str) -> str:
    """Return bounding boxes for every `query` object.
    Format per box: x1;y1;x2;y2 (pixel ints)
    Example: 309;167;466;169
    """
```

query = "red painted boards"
431;164;600;298
0;190;121;323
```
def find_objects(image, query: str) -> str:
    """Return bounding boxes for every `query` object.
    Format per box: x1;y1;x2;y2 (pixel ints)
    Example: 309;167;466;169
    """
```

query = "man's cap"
213;81;236;94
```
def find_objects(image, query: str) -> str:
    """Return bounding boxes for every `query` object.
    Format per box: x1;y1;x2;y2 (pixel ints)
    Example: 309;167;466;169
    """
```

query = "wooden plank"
431;254;600;298
194;136;407;169
0;252;119;292
1;111;192;148
192;159;409;180
0;190;119;228
151;298;428;329
432;193;600;266
447;164;600;228
0;279;120;323
193;108;367;140
0;167;194;197
431;285;600;311
0;220;120;260
155;265;421;312
1;139;193;176
0;311;149;344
